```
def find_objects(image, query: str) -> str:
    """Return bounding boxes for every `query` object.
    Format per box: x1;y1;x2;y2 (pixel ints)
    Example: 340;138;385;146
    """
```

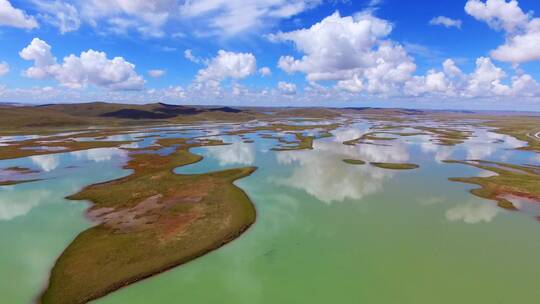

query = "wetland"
1;105;540;303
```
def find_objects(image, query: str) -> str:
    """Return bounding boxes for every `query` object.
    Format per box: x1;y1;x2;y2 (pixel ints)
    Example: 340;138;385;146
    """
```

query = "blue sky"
1;0;540;110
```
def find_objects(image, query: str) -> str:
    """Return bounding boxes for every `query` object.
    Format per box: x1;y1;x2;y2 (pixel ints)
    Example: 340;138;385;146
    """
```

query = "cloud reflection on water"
418;127;528;163
274;129;410;204
0;187;52;221
207;141;255;166
71;148;126;163
445;201;499;224
30;154;60;172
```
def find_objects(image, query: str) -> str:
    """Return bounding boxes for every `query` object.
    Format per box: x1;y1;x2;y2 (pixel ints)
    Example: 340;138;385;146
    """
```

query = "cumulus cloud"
429;16;462;29
0;0;38;29
0;61;8;76
270;10;540;99
195;50;256;83
271;11;417;95
148;69;165;78
465;0;528;32
278;81;297;95
180;0;322;36
404;57;540;98
465;0;540;63
20;38;145;90
259;67;272;76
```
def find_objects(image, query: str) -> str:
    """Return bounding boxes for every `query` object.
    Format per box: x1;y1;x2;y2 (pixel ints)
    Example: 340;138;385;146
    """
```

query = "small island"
343;159;366;165
370;162;420;170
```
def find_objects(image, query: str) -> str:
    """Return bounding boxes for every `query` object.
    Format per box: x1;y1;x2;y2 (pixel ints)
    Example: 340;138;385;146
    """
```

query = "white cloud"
195;50;256;83
184;49;206;64
27;0;321;37
259;67;272;76
429;16;462;29
277;81;297;95
0;0;38;29
0;61;8;76
271;11;417;95
146;86;186;100
465;0;540;63
180;0;322;36
19;38;57;79
490;22;540;63
79;0;175;37
32;0;80;34
20;38;145;90
271;11;540;99
403;57;540;98
148;69;165;78
465;0;528;32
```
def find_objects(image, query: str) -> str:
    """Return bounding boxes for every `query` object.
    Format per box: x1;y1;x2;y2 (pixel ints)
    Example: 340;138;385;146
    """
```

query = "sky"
1;0;540;110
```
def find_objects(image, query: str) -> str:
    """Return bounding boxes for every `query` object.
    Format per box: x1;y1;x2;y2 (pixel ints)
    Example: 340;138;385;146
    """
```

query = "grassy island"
39;138;257;304
370;162;419;170
444;160;540;209
342;159;366;165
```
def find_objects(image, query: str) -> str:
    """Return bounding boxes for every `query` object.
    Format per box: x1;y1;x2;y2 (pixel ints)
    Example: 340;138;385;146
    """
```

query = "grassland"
480;116;540;152
272;133;315;151
0;103;342;136
444;160;540;209
0;139;134;160
39;138;257;304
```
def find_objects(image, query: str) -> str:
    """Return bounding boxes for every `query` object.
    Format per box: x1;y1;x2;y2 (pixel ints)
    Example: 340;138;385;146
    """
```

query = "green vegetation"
0;103;344;136
342;159;366;165
273;133;314;151
343;131;402;146
39;138;257;304
480;116;540;152
370;162;419;170
0;139;134;160
0;179;41;186
444;160;540;209
414;126;472;146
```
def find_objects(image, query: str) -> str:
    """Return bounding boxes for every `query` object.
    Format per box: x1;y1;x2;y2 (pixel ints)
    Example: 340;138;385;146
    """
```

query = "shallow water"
1;119;540;303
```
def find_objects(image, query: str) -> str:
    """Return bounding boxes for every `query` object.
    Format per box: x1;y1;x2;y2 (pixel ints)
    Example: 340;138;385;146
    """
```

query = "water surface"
1;119;539;303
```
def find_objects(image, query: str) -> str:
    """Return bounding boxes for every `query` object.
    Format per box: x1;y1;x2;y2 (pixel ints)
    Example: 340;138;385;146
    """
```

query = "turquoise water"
1;120;540;303
0;148;130;303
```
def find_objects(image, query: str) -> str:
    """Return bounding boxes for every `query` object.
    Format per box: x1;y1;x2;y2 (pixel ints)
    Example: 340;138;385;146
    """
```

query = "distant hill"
0;101;350;133
0;102;257;131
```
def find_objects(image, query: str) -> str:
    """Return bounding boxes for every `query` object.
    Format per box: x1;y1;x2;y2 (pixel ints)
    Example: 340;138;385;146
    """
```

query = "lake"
1;116;540;303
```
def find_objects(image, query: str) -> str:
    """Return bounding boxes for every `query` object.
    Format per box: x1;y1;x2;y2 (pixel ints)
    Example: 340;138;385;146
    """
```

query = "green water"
1;121;540;303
